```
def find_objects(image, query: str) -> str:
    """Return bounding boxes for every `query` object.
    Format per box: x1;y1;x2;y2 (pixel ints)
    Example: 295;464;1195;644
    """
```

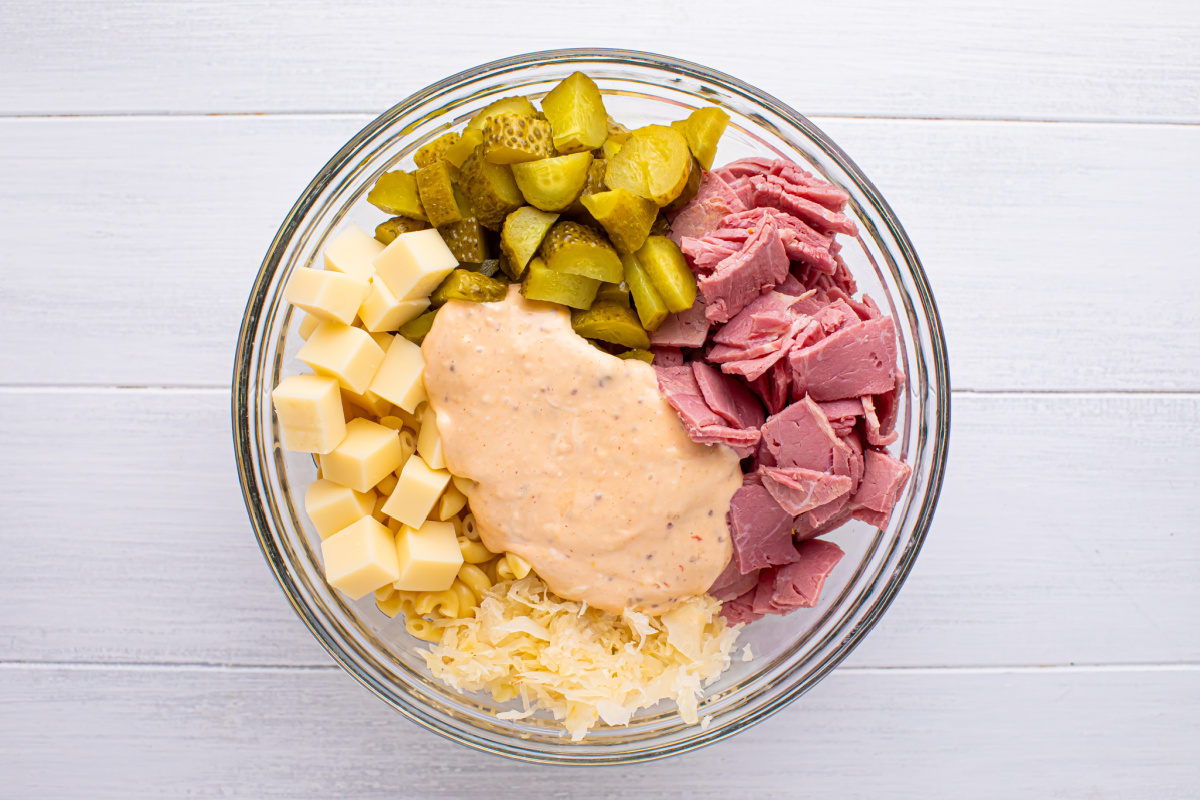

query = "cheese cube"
324;223;384;282
321;516;400;599
376;472;399;496
322;418;404;493
297;312;321;340
284;268;370;326
451;475;476;497
416;403;446;470
435;484;468;521
383;454;451;528
341;387;392;418
358;277;431;333
297;321;385;395
305;479;377;539
393;520;463;592
372;229;458;301
369;335;427;414
271;373;346;454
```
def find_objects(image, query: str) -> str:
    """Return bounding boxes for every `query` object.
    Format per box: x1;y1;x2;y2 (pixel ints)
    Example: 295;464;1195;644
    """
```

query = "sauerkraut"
422;575;741;740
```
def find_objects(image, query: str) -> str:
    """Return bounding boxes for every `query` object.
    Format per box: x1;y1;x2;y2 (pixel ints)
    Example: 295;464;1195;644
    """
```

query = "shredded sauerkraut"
422;575;741;740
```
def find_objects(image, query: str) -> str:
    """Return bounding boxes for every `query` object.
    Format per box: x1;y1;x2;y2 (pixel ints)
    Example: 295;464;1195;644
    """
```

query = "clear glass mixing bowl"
232;49;950;764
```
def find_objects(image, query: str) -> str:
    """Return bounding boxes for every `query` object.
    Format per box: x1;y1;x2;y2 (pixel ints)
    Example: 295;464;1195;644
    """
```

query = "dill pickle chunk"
618;348;655;363
635;235;696;313
511;152;593;212
367;170;426;220
459;147;524;229
664;158;703;214
466;95;537;131
400;309;438;345
680;106;730;170
430;269;508;307
520;256;600;310
438;218;489;264
570;301;651;349
415;161;465;227
595;281;630;307
441;128;484;169
622;252;669;331
580;188;658;254
500;206;559;278
600;138;624;160
540;72;608;154
605;125;692;207
482;114;556;164
471;258;502;279
650;213;671;237
540;221;623;283
375;216;429;245
415;131;461;169
606;117;631;144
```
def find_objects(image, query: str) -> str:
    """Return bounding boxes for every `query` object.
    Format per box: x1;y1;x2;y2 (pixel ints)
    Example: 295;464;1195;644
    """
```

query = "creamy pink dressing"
422;287;741;615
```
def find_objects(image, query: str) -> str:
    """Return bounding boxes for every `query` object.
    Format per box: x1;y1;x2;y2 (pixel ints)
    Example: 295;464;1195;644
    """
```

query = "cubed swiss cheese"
358;277;431;333
321;418;404;493
382;454;451;528
416;403;446;470
321;516;400;599
324;223;384;282
435;484;468;521
341;387;392;418
392;520;463;592
304;478;376;539
271;373;346;454
369;335;427;414
372;229;458;301
297;321;385;395
284;268;370;326
297;312;321;340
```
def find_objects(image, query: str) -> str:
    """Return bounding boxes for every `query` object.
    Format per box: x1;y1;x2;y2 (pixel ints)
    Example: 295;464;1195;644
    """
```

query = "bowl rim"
232;47;951;764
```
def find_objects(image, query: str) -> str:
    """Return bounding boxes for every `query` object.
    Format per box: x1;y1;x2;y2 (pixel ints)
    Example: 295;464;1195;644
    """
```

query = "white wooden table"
3;2;1198;796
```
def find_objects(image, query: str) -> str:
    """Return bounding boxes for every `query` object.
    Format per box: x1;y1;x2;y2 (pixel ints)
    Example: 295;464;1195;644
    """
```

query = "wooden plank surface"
3;0;1199;122
3;389;1196;669
2;115;1197;391
2;663;1196;798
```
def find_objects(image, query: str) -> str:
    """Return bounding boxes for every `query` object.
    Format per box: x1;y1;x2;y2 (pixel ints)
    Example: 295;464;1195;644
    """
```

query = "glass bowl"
232;49;950;765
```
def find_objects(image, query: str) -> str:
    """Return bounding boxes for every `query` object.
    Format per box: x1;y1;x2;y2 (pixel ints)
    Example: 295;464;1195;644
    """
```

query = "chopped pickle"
679;106;730;170
496;253;517;281
563;157;607;217
367;170;426;220
399;309;438;345
430;269;508;307
595;281;630;307
540;72;608;154
415;131;461;169
622;252;669;331
600;138;624;160
441;128;484;169
664;158;703;213
374;216;429;245
618;348;655;363
511;152;593;212
570;301;651;350
482;114;556;164
466;96;537;131
520;256;600;310
415;161;465;227
605;125;692;207
650;213;671;237
580;188;658;254
540;221;623;283
459;147;524;229
471;258;502;279
438;218;490;263
606;117;631;145
635;235;696;313
500;206;559;278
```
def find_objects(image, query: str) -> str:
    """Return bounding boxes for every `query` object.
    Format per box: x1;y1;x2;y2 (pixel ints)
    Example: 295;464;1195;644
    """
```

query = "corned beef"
759;396;845;474
650;295;711;348
654;365;761;458
650;346;684;368
766;539;845;611
759;466;853;516
692;362;765;430
750;175;858;236
789;316;898;402
861;395;899;446
709;559;760;602
698;215;789;323
763;165;851;212
851;449;912;526
668;171;747;246
818;399;863;437
712;291;800;347
727;483;801;572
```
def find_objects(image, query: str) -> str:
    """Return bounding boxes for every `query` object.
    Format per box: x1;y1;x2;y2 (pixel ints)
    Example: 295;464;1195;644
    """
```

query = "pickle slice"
520;256;599;310
430;269;508;307
500;206;559;278
679;106;730;170
511;152;593;212
650;213;671;237
467;96;537;131
471;258;502;279
600;138;624;160
580;188;658;254
416;161;465;227
564;157;607;218
622;252;669;331
441;128;484;169
415;131;461;169
617;348;655;363
595;281;630;307
459;147;524;229
541;221;623;283
482;114;556;164
367;170;426;220
570;301;651;349
606;117;631;145
438;218;490;264
663;157;703;214
375;216;429;245
635;236;696;313
400;310;438;345
540;72;608;154
605;125;692;207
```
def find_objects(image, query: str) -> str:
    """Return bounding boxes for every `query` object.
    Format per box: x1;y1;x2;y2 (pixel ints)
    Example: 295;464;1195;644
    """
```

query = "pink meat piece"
681;236;742;276
720;591;764;625
758;396;845;473
748;361;790;417
709;337;787;363
728;483;801;573
790;290;829;317
872;375;903;441
826;287;880;321
764;166;851;212
721;207;837;274
750;569;778;616
692;361;765;430
768;538;845;611
688;426;761;458
812;299;860;335
759;466;853;516
861;395;899;446
668;171;747;237
721;316;819;382
776;274;808;297
793;504;854;542
655;365;762;458
819;399;863;437
750;175;858;236
828;253;858;295
842;429;864;492
650;295;711;348
789;316;898;402
712;291;800;347
804;492;851;529
698;215;790;323
714;157;776;179
709;558;760;602
851;450;912;527
650;346;684;368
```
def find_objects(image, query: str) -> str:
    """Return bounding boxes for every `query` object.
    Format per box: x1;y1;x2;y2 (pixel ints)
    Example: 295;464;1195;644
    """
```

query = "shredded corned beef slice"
649;294;711;348
692;362;765;431
667;171;747;246
861;395;898;446
727;482;802;573
750;175;858;237
649;346;684;368
653;365;761;458
819;399;863;437
721;207;837;274
698;214;789;323
708;558;760;602
759;466;853;516
852;450;912;525
789;316;898;402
